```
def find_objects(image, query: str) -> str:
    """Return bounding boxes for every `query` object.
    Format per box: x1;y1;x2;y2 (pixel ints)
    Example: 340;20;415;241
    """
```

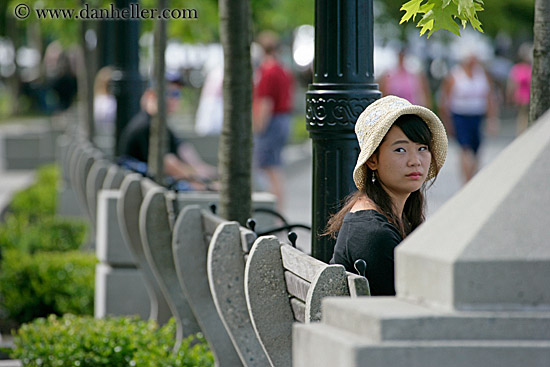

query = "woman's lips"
406;172;422;179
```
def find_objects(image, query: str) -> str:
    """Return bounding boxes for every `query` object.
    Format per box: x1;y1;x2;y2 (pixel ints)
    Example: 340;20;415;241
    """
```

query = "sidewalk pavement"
0;137;35;218
0;360;22;367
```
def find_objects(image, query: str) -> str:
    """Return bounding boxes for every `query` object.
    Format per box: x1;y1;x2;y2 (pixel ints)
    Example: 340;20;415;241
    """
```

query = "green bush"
0;163;87;255
8;164;59;221
0;250;96;324
0;215;87;254
0;163;92;324
12;315;214;367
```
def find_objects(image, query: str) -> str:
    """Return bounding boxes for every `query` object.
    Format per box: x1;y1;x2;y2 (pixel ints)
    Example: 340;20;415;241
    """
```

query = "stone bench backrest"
68;145;90;216
207;221;270;367
102;165;127;190
172;205;244;366
117;174;172;324
244;236;370;367
140;186;201;349
86;159;111;225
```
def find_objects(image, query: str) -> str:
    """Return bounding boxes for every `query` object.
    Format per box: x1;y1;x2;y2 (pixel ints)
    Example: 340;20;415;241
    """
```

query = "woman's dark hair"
324;114;438;239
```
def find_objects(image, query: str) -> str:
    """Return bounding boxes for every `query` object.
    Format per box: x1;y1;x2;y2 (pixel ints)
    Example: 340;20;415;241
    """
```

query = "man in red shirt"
253;31;294;211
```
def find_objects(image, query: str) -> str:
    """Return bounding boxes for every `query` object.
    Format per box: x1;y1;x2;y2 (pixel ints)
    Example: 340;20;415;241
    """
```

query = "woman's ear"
366;155;378;171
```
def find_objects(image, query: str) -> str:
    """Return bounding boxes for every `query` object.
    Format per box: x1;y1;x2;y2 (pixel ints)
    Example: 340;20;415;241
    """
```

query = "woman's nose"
408;152;421;166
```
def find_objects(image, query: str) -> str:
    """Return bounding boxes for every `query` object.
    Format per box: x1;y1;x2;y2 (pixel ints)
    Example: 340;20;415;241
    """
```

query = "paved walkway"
0;360;21;367
0;135;35;217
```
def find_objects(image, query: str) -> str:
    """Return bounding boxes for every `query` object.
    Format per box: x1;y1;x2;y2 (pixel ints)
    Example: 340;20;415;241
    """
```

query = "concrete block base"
3;126;62;170
96;190;136;265
94;263;150;319
294;322;550;367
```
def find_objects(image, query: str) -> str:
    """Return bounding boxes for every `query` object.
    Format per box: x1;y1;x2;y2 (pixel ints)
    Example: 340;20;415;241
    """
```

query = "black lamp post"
112;0;143;157
306;0;381;262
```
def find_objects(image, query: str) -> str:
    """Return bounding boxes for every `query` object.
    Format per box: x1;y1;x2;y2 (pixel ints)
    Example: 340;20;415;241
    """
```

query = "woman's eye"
419;146;429;152
394;147;405;153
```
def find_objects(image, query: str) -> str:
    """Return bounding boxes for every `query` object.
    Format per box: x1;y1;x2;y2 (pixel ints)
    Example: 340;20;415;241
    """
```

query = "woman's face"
367;125;432;198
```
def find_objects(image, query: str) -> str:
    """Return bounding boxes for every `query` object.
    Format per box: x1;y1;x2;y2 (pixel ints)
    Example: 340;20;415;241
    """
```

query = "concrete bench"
57;136;87;218
69;144;97;221
138;188;276;355
207;221;270;367
244;236;370;367
172;206;244;366
102;164;126;190
117;174;172;324
140;184;201;347
86;159;112;226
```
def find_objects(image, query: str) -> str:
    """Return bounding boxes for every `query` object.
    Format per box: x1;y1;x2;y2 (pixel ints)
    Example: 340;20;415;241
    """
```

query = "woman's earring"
371;171;376;184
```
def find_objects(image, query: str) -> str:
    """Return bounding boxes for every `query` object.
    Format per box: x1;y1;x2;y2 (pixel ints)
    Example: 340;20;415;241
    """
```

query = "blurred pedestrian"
326;96;447;295
195;63;224;136
378;48;432;108
440;52;499;183
50;51;78;112
507;42;532;135
253;31;294;211
93;66;116;135
118;73;216;190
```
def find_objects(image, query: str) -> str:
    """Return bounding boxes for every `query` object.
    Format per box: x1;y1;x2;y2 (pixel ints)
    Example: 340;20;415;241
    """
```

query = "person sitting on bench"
118;73;216;190
325;96;448;295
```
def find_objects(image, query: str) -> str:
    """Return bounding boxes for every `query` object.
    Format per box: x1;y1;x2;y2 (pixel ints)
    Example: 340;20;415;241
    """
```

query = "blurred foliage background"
0;0;536;134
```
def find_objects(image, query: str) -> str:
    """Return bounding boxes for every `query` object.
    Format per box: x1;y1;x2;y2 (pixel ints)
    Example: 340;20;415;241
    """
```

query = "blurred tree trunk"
218;0;253;225
6;13;21;115
148;0;168;184
529;0;550;123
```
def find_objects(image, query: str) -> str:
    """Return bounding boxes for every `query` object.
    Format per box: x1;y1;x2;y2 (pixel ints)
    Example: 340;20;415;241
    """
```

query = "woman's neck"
377;184;409;219
391;197;407;220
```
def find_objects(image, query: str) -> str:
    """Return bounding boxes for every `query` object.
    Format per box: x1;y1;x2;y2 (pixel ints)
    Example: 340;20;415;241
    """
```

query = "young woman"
327;96;448;296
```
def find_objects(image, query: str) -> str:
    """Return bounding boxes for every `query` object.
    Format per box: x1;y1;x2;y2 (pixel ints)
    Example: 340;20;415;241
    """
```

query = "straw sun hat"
353;95;448;191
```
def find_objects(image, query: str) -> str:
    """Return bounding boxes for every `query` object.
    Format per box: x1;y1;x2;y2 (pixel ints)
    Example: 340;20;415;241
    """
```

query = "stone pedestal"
94;189;150;319
2;124;62;170
293;113;550;366
95;263;150;319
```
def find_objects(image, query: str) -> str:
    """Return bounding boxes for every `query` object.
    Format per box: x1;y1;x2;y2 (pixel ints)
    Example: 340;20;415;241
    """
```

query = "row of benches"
58;131;371;367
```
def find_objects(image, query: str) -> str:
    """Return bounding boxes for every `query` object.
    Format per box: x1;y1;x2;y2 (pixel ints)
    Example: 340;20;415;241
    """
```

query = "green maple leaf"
400;0;484;37
419;0;461;38
456;0;476;17
455;0;484;32
400;0;424;24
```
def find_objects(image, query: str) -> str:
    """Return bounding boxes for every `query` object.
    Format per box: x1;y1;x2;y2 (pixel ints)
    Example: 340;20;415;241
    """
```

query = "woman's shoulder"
343;210;401;237
340;210;402;258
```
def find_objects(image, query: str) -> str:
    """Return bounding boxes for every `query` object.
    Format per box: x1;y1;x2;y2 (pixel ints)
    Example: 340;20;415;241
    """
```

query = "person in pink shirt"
507;42;532;135
379;49;432;108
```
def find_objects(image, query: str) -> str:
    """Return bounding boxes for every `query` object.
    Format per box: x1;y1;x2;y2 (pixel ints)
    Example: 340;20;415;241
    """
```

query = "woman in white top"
440;54;498;183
